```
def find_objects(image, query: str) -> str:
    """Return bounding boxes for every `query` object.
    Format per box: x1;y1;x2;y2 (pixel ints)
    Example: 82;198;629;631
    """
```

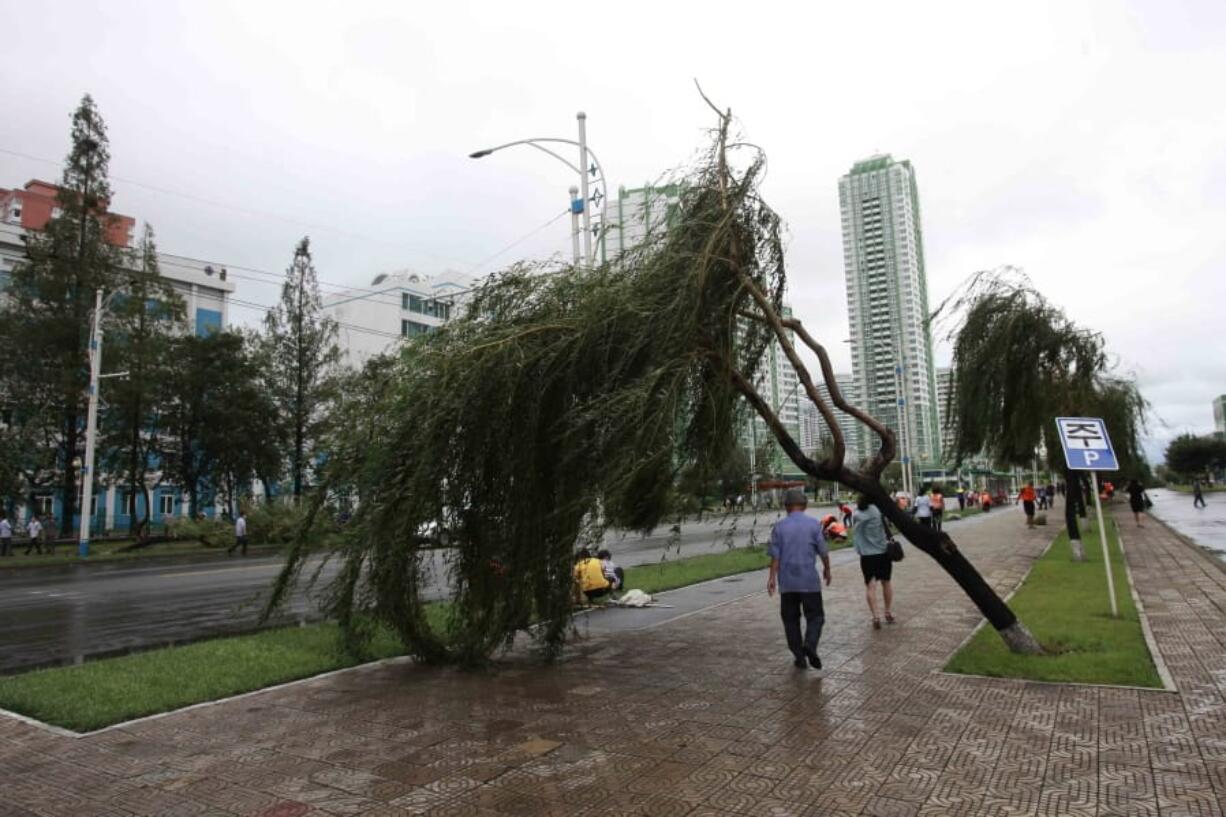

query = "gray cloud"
2;0;1222;467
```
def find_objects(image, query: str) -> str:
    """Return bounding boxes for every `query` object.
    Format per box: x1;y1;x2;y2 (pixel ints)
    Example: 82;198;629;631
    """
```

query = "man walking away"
228;510;249;556
1193;481;1207;509
767;488;830;670
0;512;12;556
24;514;43;556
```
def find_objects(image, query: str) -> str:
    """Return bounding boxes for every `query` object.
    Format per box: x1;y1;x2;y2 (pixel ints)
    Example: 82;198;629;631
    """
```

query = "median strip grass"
945;517;1162;688
0;542;791;732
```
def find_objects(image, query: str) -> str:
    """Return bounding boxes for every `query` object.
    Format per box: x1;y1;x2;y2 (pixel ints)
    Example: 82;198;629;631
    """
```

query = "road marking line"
160;564;283;578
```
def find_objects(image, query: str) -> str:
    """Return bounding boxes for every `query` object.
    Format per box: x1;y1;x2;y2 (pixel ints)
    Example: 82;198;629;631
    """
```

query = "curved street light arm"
469;137;610;250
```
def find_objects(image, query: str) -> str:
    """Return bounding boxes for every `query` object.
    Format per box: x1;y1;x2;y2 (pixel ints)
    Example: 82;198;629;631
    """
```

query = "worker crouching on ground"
574;548;612;604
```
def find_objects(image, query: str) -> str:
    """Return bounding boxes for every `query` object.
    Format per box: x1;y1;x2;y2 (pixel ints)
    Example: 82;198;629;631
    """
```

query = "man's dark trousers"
780;592;824;658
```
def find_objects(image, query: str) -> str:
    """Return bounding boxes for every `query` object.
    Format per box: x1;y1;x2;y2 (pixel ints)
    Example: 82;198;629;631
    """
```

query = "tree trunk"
61;409;78;535
1063;466;1084;561
859;477;1044;654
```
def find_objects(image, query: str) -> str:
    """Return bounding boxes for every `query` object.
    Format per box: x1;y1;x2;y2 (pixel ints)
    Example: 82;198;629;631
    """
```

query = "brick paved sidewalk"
1;503;1224;816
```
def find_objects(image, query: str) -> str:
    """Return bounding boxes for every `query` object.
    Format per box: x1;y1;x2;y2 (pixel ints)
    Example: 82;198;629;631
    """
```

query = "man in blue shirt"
767;488;831;669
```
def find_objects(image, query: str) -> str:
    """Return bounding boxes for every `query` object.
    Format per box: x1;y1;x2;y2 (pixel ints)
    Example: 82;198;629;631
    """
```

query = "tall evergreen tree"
263;237;339;499
100;225;184;535
0;95;124;534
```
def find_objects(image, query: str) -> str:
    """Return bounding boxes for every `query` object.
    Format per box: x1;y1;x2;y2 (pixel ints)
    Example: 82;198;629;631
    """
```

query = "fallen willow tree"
264;102;1042;662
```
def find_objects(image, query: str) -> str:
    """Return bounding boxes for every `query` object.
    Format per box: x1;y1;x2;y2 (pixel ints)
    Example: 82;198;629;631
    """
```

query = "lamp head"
468;149;493;159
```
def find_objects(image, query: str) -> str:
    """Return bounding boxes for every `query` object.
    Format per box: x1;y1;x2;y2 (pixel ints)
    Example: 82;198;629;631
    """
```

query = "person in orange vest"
980;490;992;512
930;486;945;532
1017;482;1038;529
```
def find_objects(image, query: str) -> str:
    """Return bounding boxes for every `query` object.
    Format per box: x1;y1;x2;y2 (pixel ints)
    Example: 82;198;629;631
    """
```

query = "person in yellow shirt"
574;549;611;603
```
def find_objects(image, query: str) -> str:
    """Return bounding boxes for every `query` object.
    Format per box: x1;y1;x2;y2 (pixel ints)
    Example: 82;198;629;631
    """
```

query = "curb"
938;514;1176;693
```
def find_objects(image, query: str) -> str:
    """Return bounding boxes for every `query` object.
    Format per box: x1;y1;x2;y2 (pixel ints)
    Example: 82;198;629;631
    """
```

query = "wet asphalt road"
0;508;805;674
1146;487;1226;560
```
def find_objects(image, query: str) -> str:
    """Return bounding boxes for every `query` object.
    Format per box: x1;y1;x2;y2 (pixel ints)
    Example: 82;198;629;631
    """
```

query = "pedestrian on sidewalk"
913;486;933;528
851;494;896;630
24;514;43;555
1193;480;1207;509
766;488;830;670
227;510;249;556
1045;484;1056;508
956;488;966;512
0;512;12;556
930;487;945;532
1018;482;1037;529
839;501;853;529
1125;479;1148;527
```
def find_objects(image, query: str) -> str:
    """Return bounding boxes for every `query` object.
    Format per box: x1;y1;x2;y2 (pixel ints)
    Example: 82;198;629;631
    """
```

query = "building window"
34;496;53;516
159;494;175;516
402;320;432;337
406;294;426;314
195;308;222;337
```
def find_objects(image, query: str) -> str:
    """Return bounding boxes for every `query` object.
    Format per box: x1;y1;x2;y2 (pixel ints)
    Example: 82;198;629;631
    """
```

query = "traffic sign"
1055;416;1119;471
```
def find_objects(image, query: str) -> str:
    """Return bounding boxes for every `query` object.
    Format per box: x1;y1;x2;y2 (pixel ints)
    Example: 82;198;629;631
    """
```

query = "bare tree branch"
779;316;897;478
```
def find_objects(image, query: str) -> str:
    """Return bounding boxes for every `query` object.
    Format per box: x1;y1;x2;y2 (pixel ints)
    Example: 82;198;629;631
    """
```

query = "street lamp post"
469;113;609;266
78;290;105;557
576;112;592;265
569;185;581;266
77;289;127;558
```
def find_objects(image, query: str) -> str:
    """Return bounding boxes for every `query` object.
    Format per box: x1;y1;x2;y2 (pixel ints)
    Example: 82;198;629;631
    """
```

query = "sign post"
1055;417;1119;618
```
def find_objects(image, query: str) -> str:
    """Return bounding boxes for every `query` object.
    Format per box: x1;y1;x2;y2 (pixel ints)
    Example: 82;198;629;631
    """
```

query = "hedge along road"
0;504;901;674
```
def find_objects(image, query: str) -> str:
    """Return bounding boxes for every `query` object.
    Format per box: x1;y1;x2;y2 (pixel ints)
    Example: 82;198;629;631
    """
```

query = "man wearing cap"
767;487;831;669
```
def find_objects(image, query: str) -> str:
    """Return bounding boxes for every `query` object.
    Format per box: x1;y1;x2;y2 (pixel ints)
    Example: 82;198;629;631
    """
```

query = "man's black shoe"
793;655;807;669
805;649;822;669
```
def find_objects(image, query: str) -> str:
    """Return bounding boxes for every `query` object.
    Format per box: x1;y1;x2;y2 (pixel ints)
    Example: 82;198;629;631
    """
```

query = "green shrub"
165;516;233;549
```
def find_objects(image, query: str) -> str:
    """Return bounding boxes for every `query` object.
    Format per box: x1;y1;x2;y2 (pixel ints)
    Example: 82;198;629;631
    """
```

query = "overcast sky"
3;0;1223;463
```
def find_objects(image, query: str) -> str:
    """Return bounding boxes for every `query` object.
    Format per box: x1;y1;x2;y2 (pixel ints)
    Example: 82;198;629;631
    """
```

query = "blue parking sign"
1055;417;1119;471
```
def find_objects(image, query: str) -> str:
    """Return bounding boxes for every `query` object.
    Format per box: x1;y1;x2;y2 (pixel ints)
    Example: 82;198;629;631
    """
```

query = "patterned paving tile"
4;504;1226;817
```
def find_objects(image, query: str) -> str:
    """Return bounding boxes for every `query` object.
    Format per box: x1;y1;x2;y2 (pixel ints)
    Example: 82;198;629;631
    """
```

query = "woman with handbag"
851;495;897;630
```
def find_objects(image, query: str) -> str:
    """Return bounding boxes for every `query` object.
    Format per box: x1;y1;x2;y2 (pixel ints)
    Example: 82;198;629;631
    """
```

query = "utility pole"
78;290;104;557
577;112;592;266
569;185;581;266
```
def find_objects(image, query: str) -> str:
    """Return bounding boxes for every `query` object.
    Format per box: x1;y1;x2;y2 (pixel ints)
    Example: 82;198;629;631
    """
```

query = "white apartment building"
839;154;941;472
322;269;475;367
936;366;957;456
742;307;805;479
602;184;683;262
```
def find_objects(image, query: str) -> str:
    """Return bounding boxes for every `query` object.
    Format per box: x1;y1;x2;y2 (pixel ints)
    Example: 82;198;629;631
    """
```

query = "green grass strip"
0;541;799;732
945;517;1163;688
0;624;406;732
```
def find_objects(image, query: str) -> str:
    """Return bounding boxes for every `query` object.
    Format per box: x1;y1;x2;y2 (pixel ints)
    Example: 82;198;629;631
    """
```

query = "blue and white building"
0;216;236;534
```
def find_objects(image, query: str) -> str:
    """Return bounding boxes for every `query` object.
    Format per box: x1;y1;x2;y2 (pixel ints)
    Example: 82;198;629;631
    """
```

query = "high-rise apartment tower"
839;155;941;477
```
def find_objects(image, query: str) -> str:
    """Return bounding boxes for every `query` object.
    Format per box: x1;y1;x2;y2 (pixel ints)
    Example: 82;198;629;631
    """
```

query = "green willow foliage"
265;131;785;663
938;271;1146;474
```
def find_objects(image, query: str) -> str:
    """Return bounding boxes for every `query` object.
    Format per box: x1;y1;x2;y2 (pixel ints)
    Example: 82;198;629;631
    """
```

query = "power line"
226;296;404;340
0;145;473;270
3;143;575;292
